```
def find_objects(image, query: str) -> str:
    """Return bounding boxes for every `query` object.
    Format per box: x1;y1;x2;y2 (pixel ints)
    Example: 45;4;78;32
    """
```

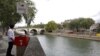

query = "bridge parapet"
15;28;45;35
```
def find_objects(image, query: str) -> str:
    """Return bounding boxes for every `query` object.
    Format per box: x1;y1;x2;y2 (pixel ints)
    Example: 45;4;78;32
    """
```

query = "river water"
36;35;100;56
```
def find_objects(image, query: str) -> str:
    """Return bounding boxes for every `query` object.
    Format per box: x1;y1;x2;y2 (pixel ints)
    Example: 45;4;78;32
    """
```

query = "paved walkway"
0;36;6;56
0;35;46;56
24;36;46;56
0;36;16;56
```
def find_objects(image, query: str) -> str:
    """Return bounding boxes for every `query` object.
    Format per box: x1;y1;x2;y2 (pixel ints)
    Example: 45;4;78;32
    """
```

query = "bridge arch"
30;29;37;35
40;29;45;34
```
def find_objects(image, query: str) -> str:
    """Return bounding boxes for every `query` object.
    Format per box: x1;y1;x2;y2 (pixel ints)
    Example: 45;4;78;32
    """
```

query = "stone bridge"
15;28;45;35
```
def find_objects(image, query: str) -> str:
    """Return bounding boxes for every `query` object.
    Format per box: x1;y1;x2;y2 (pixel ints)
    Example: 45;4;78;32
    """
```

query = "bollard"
14;35;29;56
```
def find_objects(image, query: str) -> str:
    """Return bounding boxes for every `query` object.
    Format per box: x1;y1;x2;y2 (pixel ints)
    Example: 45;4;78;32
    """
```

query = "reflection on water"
37;35;100;56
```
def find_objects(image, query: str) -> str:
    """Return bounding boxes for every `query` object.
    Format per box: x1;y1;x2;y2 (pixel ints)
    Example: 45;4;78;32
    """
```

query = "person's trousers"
6;42;14;56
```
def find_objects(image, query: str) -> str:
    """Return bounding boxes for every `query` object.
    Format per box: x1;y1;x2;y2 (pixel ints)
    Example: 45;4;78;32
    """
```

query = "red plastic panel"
14;36;29;46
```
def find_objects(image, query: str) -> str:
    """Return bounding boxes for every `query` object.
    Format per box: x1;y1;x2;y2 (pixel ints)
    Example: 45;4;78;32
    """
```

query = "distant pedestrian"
6;24;15;56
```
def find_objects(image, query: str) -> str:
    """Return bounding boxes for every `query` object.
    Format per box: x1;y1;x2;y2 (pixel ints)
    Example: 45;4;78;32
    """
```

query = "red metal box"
14;36;29;46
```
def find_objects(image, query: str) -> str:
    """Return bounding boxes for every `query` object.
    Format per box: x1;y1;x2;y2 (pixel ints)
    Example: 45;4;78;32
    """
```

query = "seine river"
37;35;100;56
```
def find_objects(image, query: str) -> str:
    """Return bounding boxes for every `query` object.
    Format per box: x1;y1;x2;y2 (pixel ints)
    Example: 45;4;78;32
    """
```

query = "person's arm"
14;30;25;36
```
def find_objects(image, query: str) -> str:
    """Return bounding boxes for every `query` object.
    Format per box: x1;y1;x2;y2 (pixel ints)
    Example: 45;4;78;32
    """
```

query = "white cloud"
32;0;100;24
16;0;100;26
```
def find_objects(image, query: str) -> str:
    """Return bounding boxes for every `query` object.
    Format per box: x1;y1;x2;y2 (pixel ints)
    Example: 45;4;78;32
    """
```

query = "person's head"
9;24;14;29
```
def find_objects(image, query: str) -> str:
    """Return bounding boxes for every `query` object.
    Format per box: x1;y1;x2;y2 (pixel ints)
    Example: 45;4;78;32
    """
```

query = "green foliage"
33;23;45;28
0;0;36;28
57;24;63;29
79;18;95;29
96;24;100;33
45;21;57;32
62;20;70;28
68;18;95;32
69;19;79;31
0;0;21;27
23;0;37;26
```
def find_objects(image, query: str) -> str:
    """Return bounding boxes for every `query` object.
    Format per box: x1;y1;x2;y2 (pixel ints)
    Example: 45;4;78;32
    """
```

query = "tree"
0;0;22;34
45;21;57;32
23;0;37;27
96;23;100;33
62;20;70;29
0;0;36;26
69;19;79;32
79;18;95;29
0;0;21;27
33;23;45;28
0;0;36;33
68;18;95;32
57;24;63;29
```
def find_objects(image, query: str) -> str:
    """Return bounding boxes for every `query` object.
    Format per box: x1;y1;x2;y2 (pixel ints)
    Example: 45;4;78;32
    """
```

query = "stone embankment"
46;33;100;41
24;36;46;56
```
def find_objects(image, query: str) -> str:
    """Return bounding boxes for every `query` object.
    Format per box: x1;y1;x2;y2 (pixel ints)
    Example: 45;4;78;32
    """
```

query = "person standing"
6;24;15;56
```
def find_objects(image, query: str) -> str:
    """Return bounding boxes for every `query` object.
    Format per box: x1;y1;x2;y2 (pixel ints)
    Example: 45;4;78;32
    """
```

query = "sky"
15;0;100;27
